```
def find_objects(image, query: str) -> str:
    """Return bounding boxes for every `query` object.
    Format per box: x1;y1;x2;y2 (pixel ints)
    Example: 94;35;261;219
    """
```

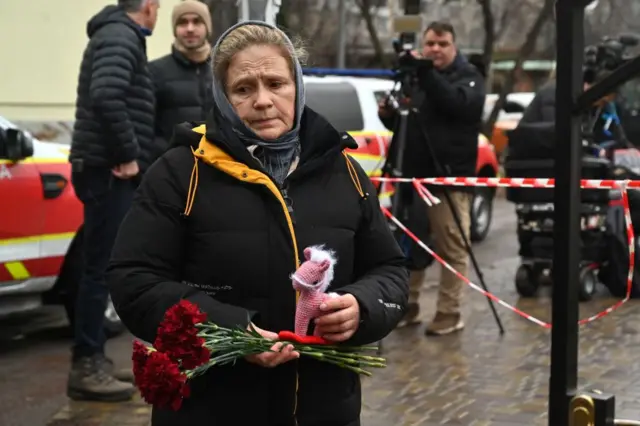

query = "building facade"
0;0;183;141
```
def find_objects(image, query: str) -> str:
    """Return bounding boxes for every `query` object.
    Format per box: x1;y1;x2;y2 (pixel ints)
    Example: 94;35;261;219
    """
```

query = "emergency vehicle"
303;73;500;242
0;115;123;336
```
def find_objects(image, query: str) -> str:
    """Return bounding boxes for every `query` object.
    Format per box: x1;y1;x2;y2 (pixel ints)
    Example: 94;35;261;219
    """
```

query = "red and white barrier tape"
377;178;636;328
412;180;441;206
370;176;640;190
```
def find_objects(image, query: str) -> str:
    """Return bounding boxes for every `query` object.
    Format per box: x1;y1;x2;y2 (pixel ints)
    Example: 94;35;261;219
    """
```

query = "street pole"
238;0;249;22
336;0;347;68
236;0;281;26
548;0;584;424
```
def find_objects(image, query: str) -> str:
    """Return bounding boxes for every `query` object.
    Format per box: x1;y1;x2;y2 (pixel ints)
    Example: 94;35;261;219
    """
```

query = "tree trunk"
276;0;293;34
357;0;388;67
202;0;239;42
482;0;556;137
477;0;495;78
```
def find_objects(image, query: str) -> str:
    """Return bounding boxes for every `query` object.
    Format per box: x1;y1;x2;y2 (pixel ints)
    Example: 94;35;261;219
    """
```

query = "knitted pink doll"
291;245;339;337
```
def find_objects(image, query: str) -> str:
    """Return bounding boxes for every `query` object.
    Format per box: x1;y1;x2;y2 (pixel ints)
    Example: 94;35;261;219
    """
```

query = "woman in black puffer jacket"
107;20;408;426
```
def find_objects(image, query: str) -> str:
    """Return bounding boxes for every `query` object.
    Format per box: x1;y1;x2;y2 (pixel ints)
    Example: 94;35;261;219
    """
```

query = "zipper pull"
282;186;296;225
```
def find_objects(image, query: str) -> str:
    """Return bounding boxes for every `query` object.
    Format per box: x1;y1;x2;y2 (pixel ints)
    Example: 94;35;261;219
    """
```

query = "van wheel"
470;187;493;242
58;229;125;338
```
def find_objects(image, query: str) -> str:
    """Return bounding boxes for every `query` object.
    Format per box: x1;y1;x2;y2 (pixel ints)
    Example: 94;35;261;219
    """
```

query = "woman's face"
226;44;296;140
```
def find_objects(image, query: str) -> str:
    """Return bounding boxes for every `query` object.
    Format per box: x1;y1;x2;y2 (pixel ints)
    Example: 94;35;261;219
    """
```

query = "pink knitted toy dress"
291;245;338;337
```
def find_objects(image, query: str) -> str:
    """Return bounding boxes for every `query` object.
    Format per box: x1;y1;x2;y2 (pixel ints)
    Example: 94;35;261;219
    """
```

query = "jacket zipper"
279;179;299;423
281;182;296;225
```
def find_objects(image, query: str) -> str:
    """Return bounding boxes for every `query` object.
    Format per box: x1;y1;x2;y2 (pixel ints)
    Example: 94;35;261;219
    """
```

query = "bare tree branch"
483;0;556;136
476;0;496;74
310;0;331;42
495;2;514;41
356;0;389;67
201;0;238;42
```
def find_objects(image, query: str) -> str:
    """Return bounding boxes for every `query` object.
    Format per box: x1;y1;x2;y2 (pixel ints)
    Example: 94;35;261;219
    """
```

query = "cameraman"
379;21;485;336
519;38;631;150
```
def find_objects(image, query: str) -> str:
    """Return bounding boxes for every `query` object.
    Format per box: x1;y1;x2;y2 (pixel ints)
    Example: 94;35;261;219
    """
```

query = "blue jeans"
71;167;135;360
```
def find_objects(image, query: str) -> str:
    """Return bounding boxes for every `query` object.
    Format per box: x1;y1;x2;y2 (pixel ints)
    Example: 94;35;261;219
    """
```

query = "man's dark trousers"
71;166;135;360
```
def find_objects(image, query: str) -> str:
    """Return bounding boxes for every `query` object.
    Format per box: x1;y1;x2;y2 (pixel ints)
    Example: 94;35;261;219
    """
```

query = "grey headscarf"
211;20;306;186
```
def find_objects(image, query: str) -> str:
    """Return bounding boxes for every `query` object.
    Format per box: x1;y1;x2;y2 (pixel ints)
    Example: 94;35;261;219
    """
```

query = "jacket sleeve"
106;153;255;344
417;64;486;122
337;158;409;346
148;62;172;163
88;32;141;165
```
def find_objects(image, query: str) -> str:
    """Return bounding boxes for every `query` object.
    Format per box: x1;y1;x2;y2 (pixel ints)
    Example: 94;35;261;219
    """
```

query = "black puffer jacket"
107;107;408;426
381;54;485;180
69;5;155;172
520;81;556;124
148;46;213;162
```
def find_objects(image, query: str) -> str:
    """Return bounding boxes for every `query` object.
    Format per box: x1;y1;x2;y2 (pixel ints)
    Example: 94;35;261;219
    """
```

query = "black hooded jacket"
106;107;409;426
69;5;156;172
381;54;485;181
148;46;213;162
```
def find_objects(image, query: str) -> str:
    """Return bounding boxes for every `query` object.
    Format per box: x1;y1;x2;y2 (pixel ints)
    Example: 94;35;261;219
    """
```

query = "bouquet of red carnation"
132;299;386;411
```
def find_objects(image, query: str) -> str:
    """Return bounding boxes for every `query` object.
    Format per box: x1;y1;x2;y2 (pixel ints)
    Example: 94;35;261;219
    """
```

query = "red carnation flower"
154;300;211;369
136;349;190;411
132;340;152;385
161;300;207;331
154;333;210;370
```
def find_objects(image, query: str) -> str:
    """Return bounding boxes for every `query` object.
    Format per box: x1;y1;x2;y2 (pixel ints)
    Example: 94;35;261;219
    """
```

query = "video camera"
583;34;640;84
389;32;434;99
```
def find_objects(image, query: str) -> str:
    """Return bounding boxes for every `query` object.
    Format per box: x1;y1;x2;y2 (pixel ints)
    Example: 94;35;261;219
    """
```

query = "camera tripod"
376;79;505;350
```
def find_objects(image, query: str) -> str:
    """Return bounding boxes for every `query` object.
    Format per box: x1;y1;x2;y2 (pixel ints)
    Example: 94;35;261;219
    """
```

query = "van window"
374;90;389;105
304;82;364;132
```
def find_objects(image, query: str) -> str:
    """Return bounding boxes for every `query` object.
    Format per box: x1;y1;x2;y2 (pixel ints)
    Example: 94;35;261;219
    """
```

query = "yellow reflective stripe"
0;232;76;246
347;152;384;162
348;130;392;137
0;158;67;165
5;262;30;279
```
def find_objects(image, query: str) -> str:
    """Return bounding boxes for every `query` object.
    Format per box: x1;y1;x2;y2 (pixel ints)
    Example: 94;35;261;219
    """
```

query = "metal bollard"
569;390;616;426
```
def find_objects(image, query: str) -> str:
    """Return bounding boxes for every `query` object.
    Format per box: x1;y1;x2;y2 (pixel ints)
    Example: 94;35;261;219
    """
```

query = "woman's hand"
245;323;300;368
314;294;361;342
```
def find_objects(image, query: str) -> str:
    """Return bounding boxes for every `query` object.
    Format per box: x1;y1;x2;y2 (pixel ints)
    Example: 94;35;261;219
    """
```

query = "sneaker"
67;356;136;402
425;312;464;336
397;302;422;328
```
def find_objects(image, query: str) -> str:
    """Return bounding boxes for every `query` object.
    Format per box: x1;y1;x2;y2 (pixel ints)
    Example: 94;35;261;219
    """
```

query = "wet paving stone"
360;267;640;426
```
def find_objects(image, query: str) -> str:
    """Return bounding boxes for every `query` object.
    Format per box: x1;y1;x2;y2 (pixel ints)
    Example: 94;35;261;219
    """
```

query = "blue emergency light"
302;68;395;78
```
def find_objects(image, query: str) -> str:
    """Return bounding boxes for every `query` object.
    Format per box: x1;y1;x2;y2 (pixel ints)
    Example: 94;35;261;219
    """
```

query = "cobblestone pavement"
2;199;639;426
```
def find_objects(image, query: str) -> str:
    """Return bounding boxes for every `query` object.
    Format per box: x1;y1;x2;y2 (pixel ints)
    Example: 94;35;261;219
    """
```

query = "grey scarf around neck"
210;20;306;186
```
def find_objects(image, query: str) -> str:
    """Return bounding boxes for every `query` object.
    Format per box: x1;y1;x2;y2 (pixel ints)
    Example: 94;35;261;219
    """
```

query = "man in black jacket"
379;21;485;336
149;0;213;162
67;0;158;402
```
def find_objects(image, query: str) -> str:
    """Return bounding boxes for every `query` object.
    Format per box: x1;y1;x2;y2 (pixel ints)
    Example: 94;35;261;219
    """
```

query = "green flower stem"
294;346;386;362
191;323;387;376
186;358;218;379
306;356;373;376
300;351;386;368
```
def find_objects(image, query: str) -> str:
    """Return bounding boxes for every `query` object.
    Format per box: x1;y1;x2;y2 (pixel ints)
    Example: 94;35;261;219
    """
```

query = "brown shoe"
425;312;464;336
397;302;422;328
67;356;135;402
